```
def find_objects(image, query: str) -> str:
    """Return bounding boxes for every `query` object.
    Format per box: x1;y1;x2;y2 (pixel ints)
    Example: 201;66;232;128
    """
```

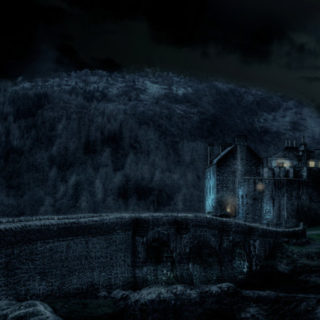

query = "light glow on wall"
225;196;237;217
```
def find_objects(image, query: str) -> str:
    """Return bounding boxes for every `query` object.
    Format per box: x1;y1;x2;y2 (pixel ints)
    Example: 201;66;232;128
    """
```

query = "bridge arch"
0;213;304;299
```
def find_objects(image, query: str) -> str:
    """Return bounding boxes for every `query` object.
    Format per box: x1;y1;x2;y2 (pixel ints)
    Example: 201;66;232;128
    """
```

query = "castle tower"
205;135;262;221
235;135;247;219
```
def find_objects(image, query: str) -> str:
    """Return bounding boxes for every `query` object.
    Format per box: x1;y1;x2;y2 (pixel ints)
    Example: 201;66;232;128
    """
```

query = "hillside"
0;70;319;216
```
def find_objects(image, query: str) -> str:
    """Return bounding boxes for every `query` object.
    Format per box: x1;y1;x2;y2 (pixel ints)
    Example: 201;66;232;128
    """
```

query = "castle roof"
213;145;235;164
271;146;299;161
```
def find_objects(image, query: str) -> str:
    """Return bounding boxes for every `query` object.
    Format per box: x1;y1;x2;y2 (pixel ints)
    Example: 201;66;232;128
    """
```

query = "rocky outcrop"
0;301;61;320
45;284;318;320
108;284;320;320
2;284;319;319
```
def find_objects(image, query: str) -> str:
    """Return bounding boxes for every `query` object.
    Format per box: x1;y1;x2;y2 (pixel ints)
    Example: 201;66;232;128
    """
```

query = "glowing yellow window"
276;161;284;167
308;160;315;168
256;182;265;192
276;159;290;167
283;161;291;168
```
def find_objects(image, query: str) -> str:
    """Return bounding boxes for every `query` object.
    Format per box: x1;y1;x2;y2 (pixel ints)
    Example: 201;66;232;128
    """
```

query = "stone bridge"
0;213;305;300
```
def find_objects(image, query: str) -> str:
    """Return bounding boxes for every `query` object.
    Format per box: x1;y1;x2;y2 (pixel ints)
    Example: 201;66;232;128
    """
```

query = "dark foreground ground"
1;230;320;320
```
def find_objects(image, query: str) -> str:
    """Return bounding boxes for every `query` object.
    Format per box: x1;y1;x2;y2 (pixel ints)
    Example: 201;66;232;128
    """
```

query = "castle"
205;135;320;228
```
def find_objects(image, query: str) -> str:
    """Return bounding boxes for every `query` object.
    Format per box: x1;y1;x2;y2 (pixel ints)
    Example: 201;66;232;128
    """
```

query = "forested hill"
0;70;319;217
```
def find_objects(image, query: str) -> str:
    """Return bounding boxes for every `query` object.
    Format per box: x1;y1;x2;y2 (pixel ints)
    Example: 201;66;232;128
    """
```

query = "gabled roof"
213;145;235;165
209;139;262;168
271;147;299;161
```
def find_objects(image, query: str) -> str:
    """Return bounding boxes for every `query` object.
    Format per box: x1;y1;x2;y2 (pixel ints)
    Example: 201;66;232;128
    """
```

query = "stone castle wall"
0;213;305;300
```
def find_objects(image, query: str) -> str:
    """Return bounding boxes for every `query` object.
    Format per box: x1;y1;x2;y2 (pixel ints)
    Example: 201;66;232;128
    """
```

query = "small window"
309;160;316;168
276;159;291;168
276;161;284;167
283;161;291;168
256;182;265;192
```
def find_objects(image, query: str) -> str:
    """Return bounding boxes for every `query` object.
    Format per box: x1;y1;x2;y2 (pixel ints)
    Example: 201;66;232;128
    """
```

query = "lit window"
276;159;291;168
256;182;265;192
309;160;315;168
283;161;291;168
276;161;284;167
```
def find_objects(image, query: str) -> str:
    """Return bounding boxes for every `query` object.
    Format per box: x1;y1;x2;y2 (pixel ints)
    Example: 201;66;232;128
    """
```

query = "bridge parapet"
0;213;305;300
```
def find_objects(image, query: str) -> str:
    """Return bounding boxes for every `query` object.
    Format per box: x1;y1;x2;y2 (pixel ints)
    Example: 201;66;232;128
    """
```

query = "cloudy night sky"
1;0;320;108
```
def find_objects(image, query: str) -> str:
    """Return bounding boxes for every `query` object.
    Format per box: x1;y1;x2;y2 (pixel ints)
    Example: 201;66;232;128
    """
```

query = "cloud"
25;0;320;62
134;0;320;61
1;0;320;112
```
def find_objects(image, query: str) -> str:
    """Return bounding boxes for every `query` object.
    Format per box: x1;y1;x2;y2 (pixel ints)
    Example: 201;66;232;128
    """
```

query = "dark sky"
1;0;320;108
